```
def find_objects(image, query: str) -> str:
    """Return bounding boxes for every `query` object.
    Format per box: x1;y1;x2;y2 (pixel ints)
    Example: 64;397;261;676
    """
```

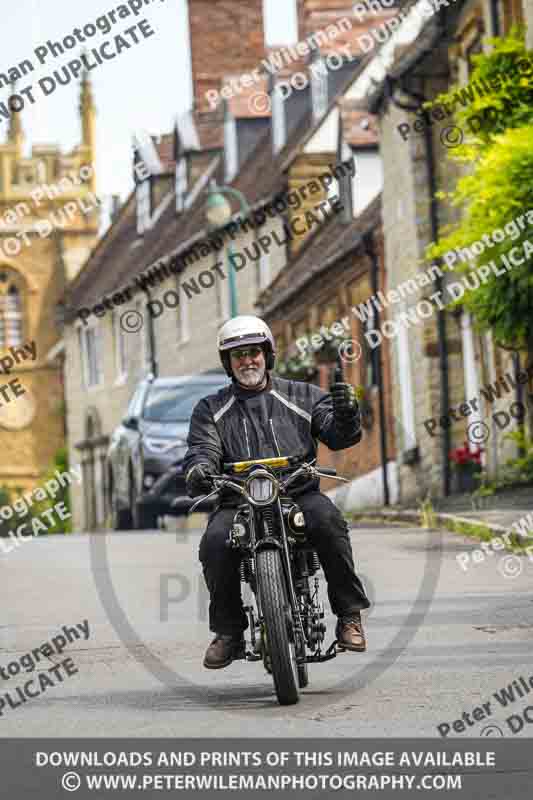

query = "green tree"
426;28;533;354
30;447;73;535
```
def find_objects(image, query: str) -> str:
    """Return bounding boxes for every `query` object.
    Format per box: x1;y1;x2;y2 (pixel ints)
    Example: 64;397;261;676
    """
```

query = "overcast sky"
0;0;298;212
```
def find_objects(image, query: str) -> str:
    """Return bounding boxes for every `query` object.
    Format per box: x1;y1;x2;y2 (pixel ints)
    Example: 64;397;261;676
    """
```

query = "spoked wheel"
256;549;299;705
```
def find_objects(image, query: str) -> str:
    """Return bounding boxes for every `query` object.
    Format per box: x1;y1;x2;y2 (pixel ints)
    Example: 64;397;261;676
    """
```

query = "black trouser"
198;491;370;636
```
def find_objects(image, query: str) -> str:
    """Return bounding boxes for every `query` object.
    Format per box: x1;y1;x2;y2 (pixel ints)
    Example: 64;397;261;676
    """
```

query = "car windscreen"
142;382;226;423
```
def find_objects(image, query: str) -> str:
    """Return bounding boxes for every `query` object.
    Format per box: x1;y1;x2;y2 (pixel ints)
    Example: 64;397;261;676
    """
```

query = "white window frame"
176;283;190;345
175;157;187;213
258;249;271;291
311;58;328;122
461;312;482;455
395;308;417;452
78;321;104;390
272;85;286;154
224;116;238;183
136;179;151;235
112;311;128;384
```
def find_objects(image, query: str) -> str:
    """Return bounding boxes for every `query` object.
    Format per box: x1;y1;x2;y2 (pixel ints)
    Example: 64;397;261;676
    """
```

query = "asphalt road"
1;518;533;738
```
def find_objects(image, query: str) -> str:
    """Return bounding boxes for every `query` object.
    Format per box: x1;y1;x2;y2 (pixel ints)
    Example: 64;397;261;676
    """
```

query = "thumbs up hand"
330;382;359;422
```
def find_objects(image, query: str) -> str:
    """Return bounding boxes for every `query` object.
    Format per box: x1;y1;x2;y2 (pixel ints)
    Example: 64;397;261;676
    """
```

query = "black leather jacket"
183;375;361;503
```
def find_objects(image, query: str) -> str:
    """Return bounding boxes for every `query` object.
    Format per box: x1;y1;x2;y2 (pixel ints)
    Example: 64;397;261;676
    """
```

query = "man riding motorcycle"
183;315;370;669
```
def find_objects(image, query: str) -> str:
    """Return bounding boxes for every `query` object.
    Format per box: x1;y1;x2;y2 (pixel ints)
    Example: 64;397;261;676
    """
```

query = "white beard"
234;364;266;388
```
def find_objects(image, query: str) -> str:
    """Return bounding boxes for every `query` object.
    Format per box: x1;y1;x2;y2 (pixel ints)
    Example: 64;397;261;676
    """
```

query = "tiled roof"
65;49;374;319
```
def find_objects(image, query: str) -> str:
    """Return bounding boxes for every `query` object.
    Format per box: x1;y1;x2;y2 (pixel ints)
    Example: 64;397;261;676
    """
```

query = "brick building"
339;0;532;503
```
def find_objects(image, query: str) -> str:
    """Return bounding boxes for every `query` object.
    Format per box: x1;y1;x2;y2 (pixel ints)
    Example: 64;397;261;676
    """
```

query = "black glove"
185;463;214;498
330;382;360;426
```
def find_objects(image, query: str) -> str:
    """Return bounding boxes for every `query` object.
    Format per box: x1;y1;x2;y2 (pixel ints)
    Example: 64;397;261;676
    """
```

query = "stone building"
339;0;532;503
63;0;399;528
0;73;99;495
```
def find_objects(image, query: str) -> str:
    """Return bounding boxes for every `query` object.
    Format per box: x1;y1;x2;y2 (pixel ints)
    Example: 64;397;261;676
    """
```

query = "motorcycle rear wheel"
256;549;299;706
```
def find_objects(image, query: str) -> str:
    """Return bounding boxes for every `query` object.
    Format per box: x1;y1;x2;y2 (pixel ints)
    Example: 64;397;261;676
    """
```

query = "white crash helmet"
217;315;276;376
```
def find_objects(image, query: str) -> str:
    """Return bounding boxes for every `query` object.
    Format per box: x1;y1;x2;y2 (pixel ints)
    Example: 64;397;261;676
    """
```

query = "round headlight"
246;473;277;505
293;511;305;527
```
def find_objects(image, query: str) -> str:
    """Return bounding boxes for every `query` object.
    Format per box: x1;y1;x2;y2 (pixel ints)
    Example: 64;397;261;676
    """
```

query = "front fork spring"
309;550;320;572
240;557;254;582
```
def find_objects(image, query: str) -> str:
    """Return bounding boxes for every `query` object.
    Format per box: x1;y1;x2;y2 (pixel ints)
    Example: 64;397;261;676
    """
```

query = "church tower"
0;75;99;494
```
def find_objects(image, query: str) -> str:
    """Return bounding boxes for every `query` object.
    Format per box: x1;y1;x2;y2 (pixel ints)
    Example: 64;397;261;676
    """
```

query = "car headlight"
246;472;278;505
144;437;186;454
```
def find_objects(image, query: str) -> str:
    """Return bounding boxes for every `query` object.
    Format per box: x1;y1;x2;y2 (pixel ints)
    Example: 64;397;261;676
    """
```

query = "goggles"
229;345;264;360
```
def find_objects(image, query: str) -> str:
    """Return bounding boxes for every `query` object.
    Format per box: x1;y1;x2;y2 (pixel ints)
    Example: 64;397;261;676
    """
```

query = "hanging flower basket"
314;333;350;365
276;351;318;382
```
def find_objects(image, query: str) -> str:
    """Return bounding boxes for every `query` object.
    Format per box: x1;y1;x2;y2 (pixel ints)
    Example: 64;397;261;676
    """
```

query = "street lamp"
205;182;251;318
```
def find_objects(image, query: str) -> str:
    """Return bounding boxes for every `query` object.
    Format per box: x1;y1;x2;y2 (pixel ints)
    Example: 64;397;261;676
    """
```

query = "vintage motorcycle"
187;456;349;706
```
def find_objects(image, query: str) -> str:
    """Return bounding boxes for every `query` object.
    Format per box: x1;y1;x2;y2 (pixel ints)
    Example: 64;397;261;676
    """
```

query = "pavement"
349;484;533;542
1;515;533;738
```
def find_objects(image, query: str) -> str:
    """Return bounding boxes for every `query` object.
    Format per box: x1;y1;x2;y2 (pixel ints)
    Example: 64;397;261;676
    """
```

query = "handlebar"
188;461;346;514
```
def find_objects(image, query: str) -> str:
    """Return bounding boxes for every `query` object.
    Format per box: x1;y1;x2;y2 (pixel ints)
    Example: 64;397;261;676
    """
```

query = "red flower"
449;441;483;466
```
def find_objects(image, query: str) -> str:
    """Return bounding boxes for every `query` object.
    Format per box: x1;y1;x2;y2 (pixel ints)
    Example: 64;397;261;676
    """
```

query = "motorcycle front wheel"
256;548;299;706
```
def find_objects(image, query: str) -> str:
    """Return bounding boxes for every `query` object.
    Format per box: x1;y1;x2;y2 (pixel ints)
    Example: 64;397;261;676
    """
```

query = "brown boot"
336;612;366;652
203;634;245;669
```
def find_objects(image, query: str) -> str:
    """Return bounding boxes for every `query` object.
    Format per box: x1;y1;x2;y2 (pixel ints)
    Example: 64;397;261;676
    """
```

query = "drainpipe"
513;351;526;456
363;232;390;506
389;82;452;496
489;0;501;36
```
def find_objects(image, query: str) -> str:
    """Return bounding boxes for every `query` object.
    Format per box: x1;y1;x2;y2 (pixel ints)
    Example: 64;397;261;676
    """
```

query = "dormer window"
175;157;188;213
136;179;151;236
311;57;328;122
